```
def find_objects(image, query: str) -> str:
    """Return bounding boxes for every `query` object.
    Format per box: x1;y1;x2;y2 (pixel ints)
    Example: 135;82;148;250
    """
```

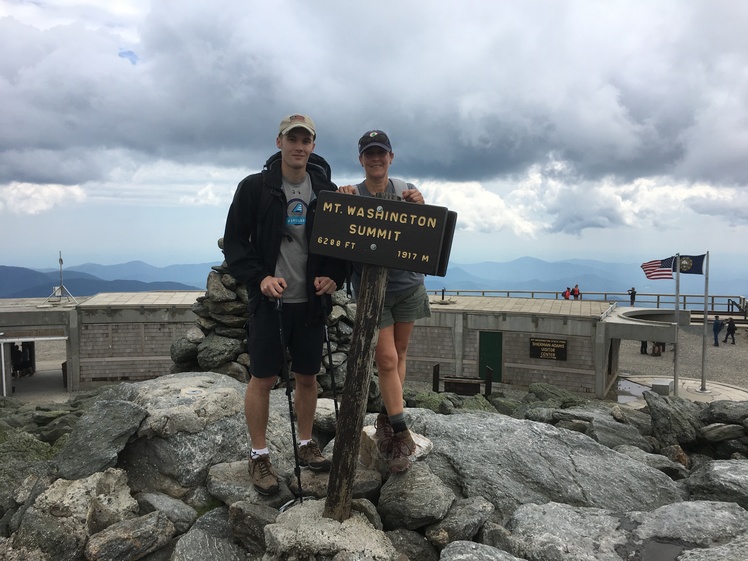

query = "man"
713;315;724;347
223;114;346;495
338;130;429;473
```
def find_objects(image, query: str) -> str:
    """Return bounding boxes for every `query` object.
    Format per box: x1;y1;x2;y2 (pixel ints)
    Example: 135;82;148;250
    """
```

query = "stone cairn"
169;239;378;407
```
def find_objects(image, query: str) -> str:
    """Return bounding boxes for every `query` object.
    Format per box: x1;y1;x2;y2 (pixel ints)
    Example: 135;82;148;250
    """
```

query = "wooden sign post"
312;191;457;522
322;263;387;522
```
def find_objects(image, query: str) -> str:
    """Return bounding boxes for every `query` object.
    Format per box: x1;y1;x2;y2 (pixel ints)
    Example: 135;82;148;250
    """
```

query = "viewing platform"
426;289;747;324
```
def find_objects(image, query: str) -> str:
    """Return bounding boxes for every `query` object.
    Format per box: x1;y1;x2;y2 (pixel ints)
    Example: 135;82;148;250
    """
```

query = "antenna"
40;251;79;307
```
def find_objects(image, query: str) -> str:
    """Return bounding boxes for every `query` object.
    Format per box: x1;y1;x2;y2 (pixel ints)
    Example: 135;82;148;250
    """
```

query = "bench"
432;364;493;397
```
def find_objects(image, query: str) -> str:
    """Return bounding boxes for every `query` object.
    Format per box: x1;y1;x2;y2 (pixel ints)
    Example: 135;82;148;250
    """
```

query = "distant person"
640;340;648;354
21;342;33;376
10;344;22;379
337;129;430;474
723;317;736;345
651;342;661;356
563;287;571;300
572;284;580;300
628;287;636;306
223;113;346;495
712;315;724;347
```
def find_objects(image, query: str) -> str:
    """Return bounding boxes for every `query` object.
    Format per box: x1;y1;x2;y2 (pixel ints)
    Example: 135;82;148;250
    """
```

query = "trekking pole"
276;297;303;505
321;296;340;420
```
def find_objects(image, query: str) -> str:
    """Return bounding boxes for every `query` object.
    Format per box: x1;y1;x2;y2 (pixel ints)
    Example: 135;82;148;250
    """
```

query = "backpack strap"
390;178;409;199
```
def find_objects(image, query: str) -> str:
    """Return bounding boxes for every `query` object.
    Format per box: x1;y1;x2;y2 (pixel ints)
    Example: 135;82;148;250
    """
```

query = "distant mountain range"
1;258;745;299
0;261;218;298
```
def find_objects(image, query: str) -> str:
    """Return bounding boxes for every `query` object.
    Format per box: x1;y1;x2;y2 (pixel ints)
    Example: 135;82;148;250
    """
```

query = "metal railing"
426;289;747;319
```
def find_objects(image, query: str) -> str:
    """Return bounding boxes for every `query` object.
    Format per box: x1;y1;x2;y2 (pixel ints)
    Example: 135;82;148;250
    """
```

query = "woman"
339;129;431;474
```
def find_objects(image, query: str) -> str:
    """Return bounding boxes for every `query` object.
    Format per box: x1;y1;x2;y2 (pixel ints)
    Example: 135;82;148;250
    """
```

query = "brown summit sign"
310;191;456;276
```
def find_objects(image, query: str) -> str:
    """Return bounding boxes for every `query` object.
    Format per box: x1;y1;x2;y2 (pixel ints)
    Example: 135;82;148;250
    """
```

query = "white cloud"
1;182;86;214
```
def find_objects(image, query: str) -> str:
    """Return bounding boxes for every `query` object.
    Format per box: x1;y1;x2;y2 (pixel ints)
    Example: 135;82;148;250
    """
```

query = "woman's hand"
402;188;424;204
338;185;358;195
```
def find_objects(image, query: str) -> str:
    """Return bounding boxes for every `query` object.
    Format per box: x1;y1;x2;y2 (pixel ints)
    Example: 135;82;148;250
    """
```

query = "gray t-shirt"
275;174;314;303
352;179;425;294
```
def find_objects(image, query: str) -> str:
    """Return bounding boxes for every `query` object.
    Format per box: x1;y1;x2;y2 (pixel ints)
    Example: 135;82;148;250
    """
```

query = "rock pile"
2;374;748;560
169;249;359;404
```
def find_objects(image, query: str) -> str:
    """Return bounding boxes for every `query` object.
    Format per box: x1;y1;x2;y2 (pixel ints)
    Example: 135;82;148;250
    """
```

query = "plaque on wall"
529;338;567;361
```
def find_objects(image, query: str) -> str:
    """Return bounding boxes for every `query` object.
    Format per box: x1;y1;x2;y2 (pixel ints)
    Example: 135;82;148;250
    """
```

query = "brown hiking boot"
375;413;394;456
389;429;416;474
248;454;280;495
298;440;331;471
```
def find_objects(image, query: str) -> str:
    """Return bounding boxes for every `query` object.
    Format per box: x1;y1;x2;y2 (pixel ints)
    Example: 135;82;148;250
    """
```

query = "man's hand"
402;188;424;204
260;276;287;298
314;276;337;295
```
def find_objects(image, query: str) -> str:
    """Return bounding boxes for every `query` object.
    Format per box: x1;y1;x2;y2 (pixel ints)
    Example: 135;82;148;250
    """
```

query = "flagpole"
698;251;710;393
673;254;680;397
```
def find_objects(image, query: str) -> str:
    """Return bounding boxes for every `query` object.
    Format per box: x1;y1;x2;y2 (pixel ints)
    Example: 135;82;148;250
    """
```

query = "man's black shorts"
247;300;323;378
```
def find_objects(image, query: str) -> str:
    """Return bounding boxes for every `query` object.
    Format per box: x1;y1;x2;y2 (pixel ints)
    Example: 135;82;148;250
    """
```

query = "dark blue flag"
674;254;705;275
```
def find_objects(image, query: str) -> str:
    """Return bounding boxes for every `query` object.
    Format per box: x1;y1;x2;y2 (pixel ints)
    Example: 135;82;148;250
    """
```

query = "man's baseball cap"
279;114;316;137
358;130;392;154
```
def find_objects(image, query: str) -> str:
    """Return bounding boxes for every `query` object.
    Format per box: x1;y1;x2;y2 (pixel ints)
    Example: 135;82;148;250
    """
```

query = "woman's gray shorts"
379;284;431;328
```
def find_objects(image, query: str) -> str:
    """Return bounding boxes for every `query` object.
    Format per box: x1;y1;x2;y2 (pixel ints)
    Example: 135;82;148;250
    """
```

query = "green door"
479;331;502;382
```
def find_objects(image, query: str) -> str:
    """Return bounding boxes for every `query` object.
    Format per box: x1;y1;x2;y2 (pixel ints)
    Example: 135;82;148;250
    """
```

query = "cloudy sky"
2;0;748;281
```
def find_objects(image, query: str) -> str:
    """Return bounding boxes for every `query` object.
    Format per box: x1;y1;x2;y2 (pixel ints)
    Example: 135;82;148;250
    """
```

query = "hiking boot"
248;454;280;496
298;440;331;471
375;413;394;456
389;429;416;474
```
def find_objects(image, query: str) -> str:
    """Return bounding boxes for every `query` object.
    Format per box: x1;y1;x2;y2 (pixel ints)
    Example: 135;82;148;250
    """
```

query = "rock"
228;501;279;554
686;460;748;508
205;271;236;303
425;495;495;550
378;462;455;531
407;410;682;523
440;540;525;560
700;401;748;424
504;500;748;561
614;445;689;479
119;373;249;489
10;468;137;560
171;527;246;561
386;528;439;561
83;510;176;561
586;416;653;452
528;382;587;407
699;423;746;442
263;499;398;560
54;400;148;480
644;391;705;446
196;334;244;369
135;492;198;534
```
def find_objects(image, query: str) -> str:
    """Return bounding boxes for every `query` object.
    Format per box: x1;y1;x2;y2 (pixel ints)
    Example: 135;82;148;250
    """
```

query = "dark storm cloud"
1;0;747;220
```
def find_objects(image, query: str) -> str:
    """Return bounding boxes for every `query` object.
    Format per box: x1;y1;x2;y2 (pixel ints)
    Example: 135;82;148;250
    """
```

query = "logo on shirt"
287;199;307;226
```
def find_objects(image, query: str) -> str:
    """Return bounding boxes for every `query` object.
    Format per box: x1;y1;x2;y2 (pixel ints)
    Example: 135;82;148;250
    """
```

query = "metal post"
698;251;711;393
432;363;441;393
673;254;680;397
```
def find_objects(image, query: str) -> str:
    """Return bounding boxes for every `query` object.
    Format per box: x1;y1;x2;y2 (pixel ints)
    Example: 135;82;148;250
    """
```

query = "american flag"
641;257;674;280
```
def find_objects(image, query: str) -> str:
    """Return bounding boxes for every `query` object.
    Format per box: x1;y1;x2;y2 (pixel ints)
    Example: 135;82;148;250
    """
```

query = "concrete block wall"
79;321;193;383
500;332;595;393
408;325;458;381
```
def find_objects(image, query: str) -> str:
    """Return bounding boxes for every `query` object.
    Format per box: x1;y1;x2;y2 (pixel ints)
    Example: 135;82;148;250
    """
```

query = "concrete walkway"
618;375;748;409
